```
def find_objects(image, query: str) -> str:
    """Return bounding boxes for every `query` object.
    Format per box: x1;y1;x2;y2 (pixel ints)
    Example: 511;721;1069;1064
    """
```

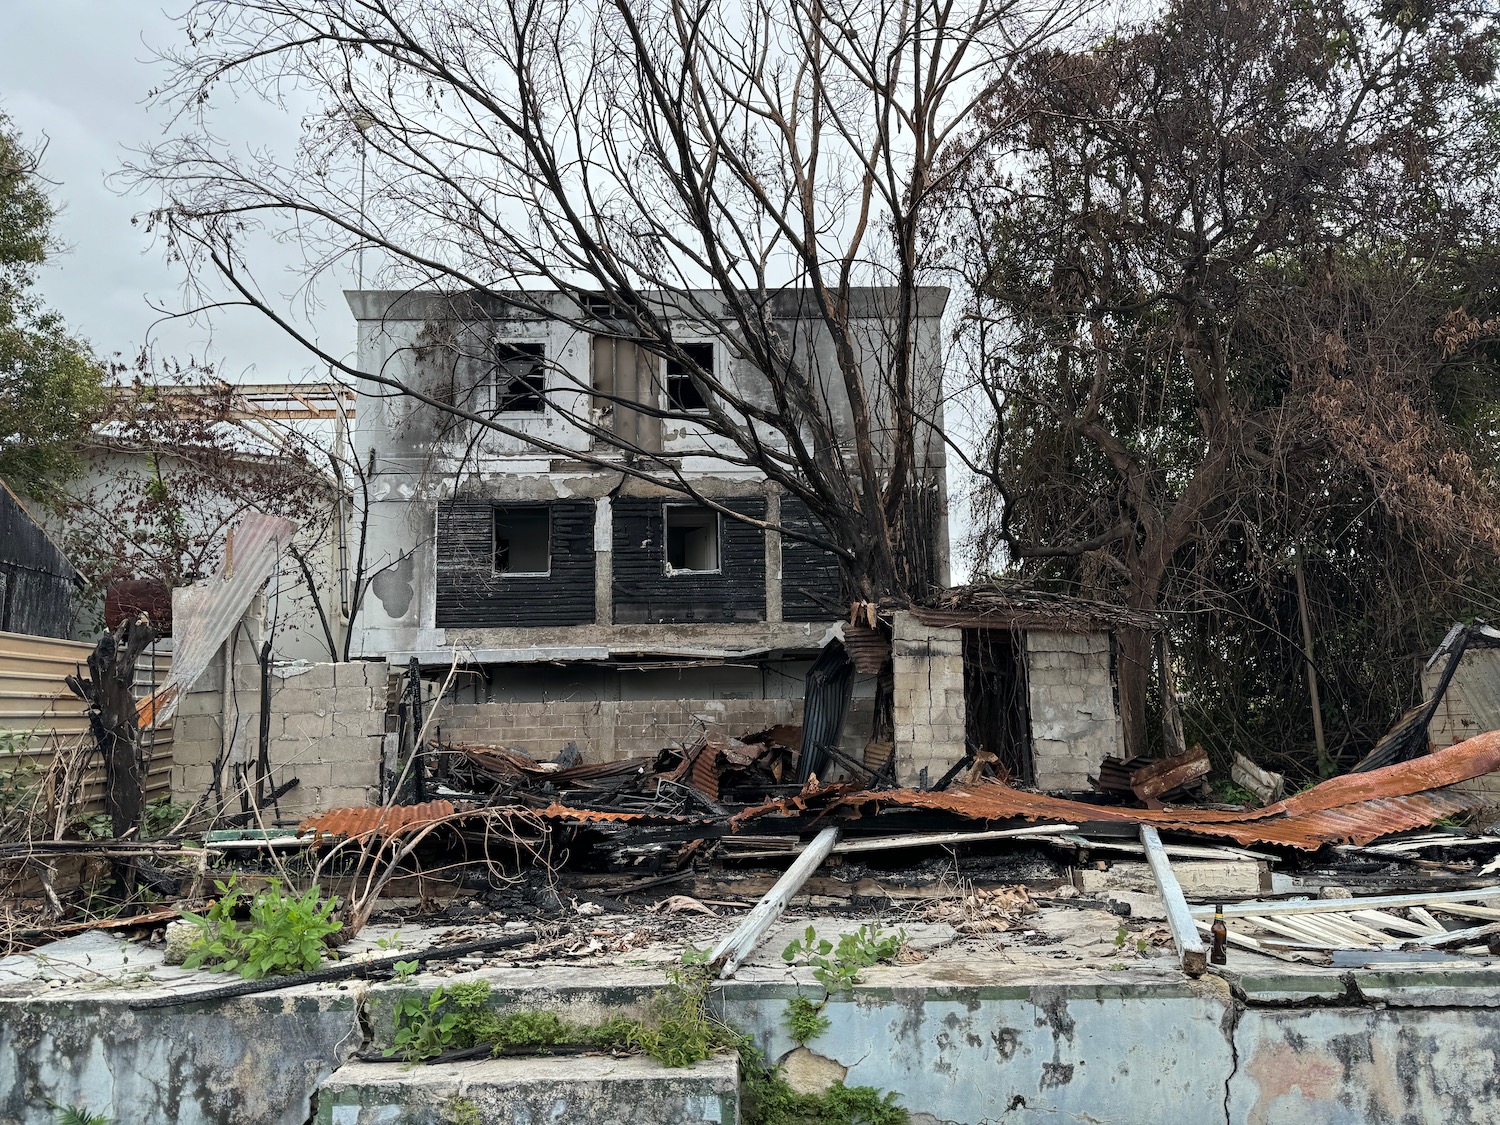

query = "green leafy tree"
0;111;106;497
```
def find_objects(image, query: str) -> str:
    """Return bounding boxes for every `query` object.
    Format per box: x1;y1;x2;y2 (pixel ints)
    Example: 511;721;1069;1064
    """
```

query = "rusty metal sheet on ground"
299;800;456;840
740;731;1500;849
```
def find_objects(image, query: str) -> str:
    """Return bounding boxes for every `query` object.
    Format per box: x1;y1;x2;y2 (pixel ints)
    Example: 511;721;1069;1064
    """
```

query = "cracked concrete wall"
0;992;362;1125
9;967;1500;1124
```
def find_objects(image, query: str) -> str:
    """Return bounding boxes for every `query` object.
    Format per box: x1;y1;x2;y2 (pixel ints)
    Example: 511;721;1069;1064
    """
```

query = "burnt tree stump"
67;614;158;838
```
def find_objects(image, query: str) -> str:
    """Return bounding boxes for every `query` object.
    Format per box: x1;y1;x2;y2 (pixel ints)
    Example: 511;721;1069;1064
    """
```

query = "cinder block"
278;663;337;691
320;785;378;808
287;763;336;789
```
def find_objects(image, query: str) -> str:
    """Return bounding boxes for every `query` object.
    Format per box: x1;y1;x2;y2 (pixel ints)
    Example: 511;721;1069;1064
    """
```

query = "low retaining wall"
6;964;1500;1124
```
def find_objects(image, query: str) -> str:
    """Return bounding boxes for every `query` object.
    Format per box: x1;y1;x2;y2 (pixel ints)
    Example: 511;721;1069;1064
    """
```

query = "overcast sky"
0;2;345;381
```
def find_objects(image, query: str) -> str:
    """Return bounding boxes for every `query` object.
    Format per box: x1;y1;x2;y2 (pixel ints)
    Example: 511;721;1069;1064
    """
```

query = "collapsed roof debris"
735;731;1500;850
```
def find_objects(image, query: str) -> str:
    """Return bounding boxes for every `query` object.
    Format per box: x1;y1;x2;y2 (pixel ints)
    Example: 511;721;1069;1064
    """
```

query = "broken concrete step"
314;1053;739;1125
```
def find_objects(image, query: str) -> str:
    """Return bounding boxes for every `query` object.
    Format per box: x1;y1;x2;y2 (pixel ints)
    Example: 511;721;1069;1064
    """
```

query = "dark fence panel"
0;484;76;639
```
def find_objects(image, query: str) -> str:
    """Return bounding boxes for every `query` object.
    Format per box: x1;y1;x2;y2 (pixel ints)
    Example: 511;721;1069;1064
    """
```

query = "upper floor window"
665;504;720;572
496;341;546;412
665;342;713;412
493;504;551;575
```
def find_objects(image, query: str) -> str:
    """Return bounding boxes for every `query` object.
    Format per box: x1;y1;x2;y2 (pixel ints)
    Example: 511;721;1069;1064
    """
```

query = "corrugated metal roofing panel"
841;623;891;674
299;800;456;839
140;511;297;726
743;730;1500;850
534;802;709;825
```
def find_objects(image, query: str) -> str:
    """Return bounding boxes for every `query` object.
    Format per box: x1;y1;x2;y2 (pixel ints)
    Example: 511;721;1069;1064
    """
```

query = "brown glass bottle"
1210;904;1228;965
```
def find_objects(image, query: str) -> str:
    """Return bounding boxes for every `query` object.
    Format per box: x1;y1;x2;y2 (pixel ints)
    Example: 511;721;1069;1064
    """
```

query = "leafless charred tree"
129;0;1084;603
66;614;158;838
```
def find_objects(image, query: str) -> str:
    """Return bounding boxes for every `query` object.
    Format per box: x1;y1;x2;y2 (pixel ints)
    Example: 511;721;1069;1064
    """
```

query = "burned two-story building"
345;288;952;767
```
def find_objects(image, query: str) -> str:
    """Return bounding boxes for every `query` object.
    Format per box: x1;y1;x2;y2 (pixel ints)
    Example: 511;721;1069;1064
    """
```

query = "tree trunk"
67;616;157;838
1115;624;1154;759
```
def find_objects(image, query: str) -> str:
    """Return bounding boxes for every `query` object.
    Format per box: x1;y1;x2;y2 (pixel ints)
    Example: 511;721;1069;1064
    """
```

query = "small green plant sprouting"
680;944;713;967
143;797;191;837
375;931;405;951
739;1044;909;1125
51;1105;110;1125
180;878;342;979
1113;925;1128;950
1136;938;1148;955
392;959;419;981
781;925;906;990
384;974;910;1124
1210;779;1261;807
441;1094;482;1125
387;963;734;1067
783;995;830;1045
388;985;462;1061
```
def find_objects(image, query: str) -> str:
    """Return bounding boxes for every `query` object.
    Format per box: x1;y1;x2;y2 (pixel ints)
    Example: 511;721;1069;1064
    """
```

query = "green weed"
783;995;830;1045
740;1045;908;1125
181;877;341;979
781;925;906;991
51;1105;110;1125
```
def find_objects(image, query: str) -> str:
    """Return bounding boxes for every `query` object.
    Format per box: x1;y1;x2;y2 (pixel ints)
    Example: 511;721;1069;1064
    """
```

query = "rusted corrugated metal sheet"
534;801;708;825
299;800;456;840
744;731;1500;849
140;512;297;727
841;623;891;674
459;745;654;787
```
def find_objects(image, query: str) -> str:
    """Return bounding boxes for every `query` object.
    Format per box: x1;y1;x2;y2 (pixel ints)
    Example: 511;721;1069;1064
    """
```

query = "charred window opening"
665;504;720;572
496;341;546;412
493;505;551;575
666;342;713;412
581;293;616;318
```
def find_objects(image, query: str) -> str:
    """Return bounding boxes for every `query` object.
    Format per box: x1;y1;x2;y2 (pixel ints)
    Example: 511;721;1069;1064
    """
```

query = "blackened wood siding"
0;484;77;638
435;500;596;627
612;497;766;624
780;497;844;622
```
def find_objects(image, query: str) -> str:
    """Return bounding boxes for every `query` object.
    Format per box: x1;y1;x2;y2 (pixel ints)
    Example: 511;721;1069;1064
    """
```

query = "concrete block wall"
432;697;802;761
1026;629;1123;791
1425;646;1500;797
172;655;386;820
890;612;966;786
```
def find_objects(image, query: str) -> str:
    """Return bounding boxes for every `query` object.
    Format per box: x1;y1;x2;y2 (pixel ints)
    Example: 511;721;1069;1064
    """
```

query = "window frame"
491;503;553;578
664;341;715;414
494;340;548;414
662;502;722;575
